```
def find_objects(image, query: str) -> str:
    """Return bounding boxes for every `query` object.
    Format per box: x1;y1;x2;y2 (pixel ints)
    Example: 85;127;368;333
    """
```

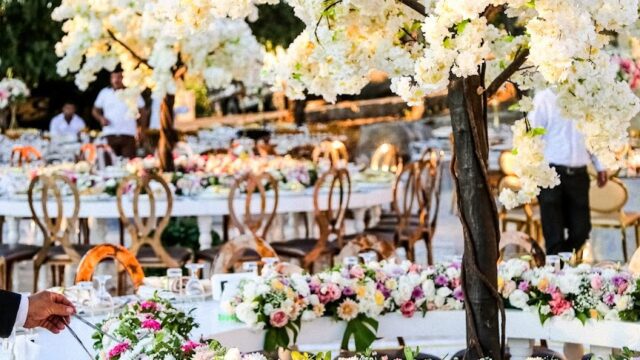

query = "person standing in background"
49;101;85;137
92;68;146;158
529;88;608;256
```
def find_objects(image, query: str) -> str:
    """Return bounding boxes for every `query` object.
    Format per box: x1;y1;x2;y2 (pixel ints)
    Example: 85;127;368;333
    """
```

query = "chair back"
286;144;315;160
29;174;82;263
370;143;400;172
212;234;278;274
11;146;42;166
589;177;628;214
336;234;395;263
228;172;279;258
312;140;349;167
499;150;517;176
75;244;145;291
116;173;175;267
78;143;117;170
392;162;423;236
498;231;545;267
420;151;444;238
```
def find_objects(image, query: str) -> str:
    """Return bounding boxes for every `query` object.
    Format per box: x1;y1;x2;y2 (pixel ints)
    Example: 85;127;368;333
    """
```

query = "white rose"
224;348;242;360
436;286;453;298
235;302;258;325
508;289;529;310
263;303;274;316
422;279;436;300
615;295;632;311
540;305;551;315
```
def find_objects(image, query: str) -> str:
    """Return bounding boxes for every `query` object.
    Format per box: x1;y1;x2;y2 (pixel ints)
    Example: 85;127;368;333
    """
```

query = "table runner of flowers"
222;259;640;352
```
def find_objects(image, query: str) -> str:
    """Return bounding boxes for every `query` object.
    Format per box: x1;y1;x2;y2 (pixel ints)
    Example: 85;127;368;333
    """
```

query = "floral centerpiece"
0;76;30;130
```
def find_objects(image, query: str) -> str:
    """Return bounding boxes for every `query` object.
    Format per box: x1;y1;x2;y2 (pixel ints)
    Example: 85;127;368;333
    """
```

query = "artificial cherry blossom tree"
52;0;263;170
54;0;640;358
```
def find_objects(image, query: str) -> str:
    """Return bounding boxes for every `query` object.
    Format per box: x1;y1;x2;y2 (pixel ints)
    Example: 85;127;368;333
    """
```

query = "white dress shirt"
15;295;28;329
49;114;85;137
529;88;603;171
94;88;144;137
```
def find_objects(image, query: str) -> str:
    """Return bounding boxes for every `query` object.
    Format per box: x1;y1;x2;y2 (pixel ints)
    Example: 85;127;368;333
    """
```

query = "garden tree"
54;0;640;358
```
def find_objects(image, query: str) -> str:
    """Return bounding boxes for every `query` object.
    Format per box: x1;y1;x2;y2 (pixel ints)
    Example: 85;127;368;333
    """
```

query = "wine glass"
359;252;377;264
343;256;359;269
94;275;114;312
242;261;259;274
558;252;573;268
166;268;183;296
185;263;206;300
77;281;96;311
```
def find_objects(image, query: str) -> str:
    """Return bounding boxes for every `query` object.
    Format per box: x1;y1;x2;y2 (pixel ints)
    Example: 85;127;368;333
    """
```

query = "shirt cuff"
14;295;29;329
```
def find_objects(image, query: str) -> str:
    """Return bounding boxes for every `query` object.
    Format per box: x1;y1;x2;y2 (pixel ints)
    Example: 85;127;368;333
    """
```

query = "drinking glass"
242;262;259;274
359;252;377;264
185;263;206;299
546;255;561;272
166;268;183;295
77;281;96;308
558;252;573;268
94;275;114;311
343;256;359;269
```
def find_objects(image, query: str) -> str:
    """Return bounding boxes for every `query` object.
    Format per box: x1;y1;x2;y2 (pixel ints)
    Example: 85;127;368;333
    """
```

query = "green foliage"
340;314;379;352
263;317;301;351
0;0;64;86
249;3;304;48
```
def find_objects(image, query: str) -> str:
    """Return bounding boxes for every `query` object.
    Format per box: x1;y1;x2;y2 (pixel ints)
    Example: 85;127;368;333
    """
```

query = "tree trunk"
448;75;503;359
158;94;178;172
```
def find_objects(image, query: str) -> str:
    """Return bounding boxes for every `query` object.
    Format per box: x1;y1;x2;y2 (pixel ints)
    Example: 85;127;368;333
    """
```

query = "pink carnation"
140;300;160;312
549;292;572;316
141;318;162;332
349;266;365;279
108;341;130;359
590;275;603;291
269;309;289;328
181;340;201;353
318;283;341;304
400;301;417;318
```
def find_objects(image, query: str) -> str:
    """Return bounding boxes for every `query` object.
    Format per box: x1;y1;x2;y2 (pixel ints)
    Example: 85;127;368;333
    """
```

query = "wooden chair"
272;168;351;271
31;174;92;291
210;234;278;274
286;144;316;160
10;146;42;166
78;143;117;169
75;244;145;294
589;177;640;262
196;172;280;270
312;140;349;168
497;175;542;241
117;173;192;269
499;231;546;267
335;233;395;264
370;143;401;173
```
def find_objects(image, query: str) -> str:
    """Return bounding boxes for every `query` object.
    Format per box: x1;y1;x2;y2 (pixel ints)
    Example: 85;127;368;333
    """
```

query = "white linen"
93;88;144;136
49;114;85;137
14;295;28;329
529;88;603;170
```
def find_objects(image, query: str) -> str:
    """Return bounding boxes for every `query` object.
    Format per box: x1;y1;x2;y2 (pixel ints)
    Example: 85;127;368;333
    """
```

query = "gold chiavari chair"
312;140;349;167
77;143;117;169
196;172;279;272
370;143;401;173
75;244;145;294
498;231;546;267
31;174;92;291
335;233;396;264
272;168;351;271
497;176;542;240
117;173;192;269
589;177;640;262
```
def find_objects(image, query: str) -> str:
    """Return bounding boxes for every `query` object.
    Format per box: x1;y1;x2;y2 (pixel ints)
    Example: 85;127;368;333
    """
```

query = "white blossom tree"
52;0;263;170
54;0;640;358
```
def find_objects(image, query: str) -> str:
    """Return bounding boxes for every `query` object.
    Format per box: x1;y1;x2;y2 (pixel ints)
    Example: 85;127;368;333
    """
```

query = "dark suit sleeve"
0;290;21;338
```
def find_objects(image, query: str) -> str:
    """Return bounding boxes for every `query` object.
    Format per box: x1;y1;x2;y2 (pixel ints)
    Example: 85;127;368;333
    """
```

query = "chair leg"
621;227;628;262
635;223;640;250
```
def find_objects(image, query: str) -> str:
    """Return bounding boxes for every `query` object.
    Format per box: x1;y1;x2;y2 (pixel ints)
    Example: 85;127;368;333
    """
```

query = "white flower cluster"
0;77;30;109
498;119;559;209
52;0;264;110
211;0;279;22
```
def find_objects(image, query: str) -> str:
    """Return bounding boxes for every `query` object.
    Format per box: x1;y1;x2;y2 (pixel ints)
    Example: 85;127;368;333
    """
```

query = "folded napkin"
13;334;40;360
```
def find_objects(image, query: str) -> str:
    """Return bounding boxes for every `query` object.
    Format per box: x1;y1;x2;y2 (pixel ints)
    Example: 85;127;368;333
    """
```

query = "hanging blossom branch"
485;48;530;98
397;0;426;16
106;29;153;69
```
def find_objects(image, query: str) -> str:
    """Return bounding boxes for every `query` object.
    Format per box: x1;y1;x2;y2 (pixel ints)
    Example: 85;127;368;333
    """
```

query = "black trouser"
106;135;136;159
537;165;591;255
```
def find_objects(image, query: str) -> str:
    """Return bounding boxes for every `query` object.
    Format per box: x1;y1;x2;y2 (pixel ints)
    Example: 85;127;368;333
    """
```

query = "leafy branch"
107;29;152;69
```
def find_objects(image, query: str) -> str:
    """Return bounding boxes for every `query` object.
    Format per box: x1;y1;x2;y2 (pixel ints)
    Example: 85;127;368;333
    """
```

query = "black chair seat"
45;244;93;262
272;239;339;258
0;244;40;263
453;347;564;360
136;246;192;265
196;246;260;263
337;350;440;360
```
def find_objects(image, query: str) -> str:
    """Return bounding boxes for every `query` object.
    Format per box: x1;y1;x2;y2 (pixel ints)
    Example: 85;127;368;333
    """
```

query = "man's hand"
597;171;608;188
25;291;76;334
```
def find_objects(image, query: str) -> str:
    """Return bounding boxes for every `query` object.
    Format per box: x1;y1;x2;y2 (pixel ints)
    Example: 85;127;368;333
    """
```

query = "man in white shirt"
92;69;146;158
0;290;76;337
529;88;608;255
49;101;85;138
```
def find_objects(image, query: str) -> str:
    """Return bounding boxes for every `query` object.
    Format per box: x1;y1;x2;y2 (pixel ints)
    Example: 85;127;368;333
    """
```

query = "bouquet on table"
93;295;265;360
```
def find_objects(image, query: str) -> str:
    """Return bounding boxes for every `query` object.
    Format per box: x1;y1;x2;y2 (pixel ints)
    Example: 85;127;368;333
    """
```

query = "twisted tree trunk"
159;94;178;171
448;75;504;360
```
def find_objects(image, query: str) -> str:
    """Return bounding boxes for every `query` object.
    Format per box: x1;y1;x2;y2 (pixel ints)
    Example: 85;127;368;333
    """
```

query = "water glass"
94;275;114;311
166;268;183;295
185;263;206;299
558;252;573;268
76;281;95;308
546;255;561;272
242;262;259;274
343;256;359;269
359;252;377;264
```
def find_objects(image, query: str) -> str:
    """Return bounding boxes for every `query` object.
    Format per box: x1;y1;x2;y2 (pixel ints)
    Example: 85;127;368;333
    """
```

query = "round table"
0;185;393;250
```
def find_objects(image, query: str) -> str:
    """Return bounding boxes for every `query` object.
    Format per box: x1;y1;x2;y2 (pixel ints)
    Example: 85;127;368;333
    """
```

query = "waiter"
92;68;145;158
529;88;608;255
49;101;86;137
0;290;76;337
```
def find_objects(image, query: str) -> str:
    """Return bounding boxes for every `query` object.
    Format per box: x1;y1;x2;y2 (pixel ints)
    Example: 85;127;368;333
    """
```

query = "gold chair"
196;172;280;270
75;244;145;293
335;233;396;264
370;143;401;172
117;173;192;269
31;174;92;291
210;234;279;274
272;168;351;271
589;177;640;262
498;231;546;267
312;140;349;167
78;143;117;169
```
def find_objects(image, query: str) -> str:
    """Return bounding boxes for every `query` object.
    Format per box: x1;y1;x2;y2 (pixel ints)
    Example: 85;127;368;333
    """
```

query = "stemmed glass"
343;256;359;269
185;263;206;300
558;252;573;268
94;275;114;312
359;251;377;264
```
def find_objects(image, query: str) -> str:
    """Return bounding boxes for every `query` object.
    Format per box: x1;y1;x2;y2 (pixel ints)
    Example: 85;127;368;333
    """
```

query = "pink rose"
269;309;289;328
140;300;159;311
549;292;572;316
590;275;602;291
141;318;161;332
318;283;341;304
408;264;421;273
349;266;365;279
181;340;201;353
400;301;417;318
108;341;130;359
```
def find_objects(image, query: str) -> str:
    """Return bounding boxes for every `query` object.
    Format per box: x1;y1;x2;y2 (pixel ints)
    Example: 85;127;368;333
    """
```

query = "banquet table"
0;185;393;250
30;300;640;360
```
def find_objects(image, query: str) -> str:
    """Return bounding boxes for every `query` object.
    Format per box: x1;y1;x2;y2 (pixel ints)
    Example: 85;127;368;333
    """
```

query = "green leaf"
504;35;515;43
527;127;547;137
264;327;290;351
456;20;470;34
511;148;519;155
340;315;379;352
508;103;520;111
576;312;588;325
526;0;535;8
443;37;453;49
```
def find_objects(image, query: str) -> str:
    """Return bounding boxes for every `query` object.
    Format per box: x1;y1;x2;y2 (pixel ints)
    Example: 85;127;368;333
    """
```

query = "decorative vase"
8;104;18;130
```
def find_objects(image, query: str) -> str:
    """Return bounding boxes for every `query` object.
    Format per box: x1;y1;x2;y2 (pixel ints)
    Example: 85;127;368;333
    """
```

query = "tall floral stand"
8;104;18;130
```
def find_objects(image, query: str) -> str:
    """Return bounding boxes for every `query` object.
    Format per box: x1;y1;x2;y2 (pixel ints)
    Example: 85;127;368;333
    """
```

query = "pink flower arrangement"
549;292;572;316
269;309;289;328
107;341;130;359
181;340;201;353
141;318;162;332
140;300;160;312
